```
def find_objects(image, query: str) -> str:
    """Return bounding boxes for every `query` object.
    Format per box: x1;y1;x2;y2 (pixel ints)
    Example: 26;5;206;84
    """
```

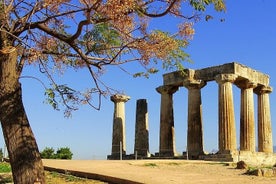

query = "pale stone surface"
134;99;150;157
232;150;276;166
183;78;206;159
255;86;273;153
163;62;269;86
110;94;130;159
215;74;237;153
156;85;178;157
237;80;257;152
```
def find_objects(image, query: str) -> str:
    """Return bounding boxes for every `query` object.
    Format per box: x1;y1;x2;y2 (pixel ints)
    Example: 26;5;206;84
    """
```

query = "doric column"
110;94;130;158
254;86;273;153
215;74;237;153
183;79;206;159
134;99;150;157
156;85;178;157
237;80;257;152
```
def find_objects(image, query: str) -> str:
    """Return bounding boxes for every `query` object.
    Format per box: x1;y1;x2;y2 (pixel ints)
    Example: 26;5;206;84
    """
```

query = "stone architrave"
110;94;130;158
183;79;206;159
215;74;237;153
134;99;150;157
156;85;178;157
254;86;273;153
237;80;257;152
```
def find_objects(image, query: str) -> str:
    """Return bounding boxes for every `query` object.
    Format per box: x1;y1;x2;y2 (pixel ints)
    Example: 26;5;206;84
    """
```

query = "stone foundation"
201;151;276;166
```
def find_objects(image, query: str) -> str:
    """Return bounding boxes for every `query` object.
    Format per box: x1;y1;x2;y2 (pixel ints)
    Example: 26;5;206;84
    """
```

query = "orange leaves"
98;0;136;33
149;31;179;59
105;0;136;17
135;31;184;64
178;22;195;39
79;0;98;6
43;0;70;12
36;36;58;52
24;48;43;65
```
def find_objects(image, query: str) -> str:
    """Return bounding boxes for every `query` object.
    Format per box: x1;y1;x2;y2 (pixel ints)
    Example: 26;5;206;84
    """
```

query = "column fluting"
215;74;237;153
156;85;178;157
183;79;206;159
254;86;273;153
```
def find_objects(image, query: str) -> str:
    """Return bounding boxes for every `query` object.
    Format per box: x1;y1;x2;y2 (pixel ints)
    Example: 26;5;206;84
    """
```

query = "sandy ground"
43;159;276;184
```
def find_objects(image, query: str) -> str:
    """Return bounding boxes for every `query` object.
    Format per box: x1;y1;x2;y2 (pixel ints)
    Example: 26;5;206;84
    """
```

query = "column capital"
254;86;273;95
156;85;178;95
183;79;206;89
215;74;237;84
111;94;130;103
236;79;257;89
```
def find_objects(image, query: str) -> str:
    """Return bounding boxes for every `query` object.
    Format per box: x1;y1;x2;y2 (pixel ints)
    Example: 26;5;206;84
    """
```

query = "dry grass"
46;171;108;184
0;171;107;184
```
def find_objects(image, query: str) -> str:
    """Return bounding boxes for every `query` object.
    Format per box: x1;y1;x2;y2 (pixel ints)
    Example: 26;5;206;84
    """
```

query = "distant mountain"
274;146;276;153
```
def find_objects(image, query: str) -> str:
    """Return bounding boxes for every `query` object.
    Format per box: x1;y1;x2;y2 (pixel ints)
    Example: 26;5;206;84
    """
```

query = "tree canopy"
1;0;225;116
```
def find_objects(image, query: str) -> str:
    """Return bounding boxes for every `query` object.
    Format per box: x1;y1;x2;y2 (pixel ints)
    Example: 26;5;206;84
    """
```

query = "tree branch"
139;0;178;18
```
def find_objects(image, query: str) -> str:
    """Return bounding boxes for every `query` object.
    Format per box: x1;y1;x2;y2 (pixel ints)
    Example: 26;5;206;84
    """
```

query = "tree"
0;0;225;183
55;147;73;160
40;147;55;159
40;147;73;159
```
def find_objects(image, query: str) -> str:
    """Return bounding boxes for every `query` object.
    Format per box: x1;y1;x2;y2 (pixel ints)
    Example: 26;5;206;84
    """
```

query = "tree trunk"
0;47;45;183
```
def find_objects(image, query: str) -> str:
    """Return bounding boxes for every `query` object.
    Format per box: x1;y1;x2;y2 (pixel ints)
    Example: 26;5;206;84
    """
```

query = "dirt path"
43;159;276;184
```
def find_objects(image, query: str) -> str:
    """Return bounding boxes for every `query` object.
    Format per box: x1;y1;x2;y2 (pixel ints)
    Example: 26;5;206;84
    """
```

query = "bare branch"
138;0;178;18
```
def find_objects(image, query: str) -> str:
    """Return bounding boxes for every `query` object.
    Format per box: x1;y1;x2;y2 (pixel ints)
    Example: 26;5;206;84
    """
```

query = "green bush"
40;147;55;159
40;147;73;160
55;147;73;160
0;162;11;173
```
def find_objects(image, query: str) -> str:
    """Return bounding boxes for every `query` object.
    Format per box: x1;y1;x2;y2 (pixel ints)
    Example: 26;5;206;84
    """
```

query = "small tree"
40;147;73;159
55;147;73;160
40;147;55;159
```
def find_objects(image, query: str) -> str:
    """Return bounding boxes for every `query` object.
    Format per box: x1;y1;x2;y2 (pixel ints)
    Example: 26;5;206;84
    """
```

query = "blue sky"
1;0;276;159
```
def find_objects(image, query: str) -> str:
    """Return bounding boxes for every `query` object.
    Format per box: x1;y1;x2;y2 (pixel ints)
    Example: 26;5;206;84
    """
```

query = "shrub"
55;147;73;160
40;147;55;159
40;147;73;160
0;162;11;173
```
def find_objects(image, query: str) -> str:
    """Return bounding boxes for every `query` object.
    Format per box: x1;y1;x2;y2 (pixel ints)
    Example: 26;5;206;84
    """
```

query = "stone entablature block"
163;62;270;87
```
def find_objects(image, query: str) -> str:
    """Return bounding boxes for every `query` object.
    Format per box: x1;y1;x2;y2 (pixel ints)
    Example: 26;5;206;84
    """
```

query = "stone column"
215;74;237;153
110;94;130;158
254;86;273;153
237;80;257;152
134;99;150;157
156;85;178;157
183;79;206;159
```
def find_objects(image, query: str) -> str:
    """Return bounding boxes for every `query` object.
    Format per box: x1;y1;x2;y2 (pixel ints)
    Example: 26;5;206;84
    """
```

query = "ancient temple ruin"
108;62;275;164
156;62;275;164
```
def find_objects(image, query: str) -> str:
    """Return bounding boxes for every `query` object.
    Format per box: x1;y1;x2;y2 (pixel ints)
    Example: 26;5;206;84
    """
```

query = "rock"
252;169;263;176
261;168;274;177
236;161;248;169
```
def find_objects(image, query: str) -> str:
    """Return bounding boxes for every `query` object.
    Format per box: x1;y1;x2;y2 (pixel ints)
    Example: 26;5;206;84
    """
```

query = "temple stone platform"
200;151;276;165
